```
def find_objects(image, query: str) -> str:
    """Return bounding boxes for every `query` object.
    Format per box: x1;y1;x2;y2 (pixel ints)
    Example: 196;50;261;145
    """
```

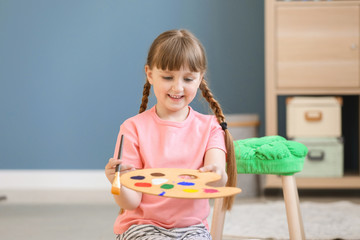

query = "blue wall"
0;0;264;169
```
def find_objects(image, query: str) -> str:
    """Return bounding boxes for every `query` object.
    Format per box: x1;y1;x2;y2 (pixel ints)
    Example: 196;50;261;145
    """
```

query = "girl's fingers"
199;165;223;176
106;158;122;168
120;164;136;172
106;159;135;172
199;165;216;172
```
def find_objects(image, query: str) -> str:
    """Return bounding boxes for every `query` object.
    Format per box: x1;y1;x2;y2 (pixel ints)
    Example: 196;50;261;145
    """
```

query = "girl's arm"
199;148;228;187
113;185;142;210
105;158;142;210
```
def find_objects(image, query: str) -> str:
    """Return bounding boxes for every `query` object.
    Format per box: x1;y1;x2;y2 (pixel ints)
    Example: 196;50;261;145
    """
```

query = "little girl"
105;29;237;240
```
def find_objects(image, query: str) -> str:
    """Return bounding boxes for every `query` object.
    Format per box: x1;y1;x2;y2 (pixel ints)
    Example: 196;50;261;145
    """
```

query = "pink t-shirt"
112;106;226;234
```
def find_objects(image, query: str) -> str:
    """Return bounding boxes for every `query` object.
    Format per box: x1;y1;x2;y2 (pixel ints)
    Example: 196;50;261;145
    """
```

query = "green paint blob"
161;184;174;189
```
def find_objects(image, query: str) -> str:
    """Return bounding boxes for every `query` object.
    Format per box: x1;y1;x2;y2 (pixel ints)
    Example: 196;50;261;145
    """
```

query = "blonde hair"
140;29;237;210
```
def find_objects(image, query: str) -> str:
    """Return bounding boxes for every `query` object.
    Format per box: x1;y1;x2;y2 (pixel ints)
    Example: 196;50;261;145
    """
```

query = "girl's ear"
199;73;205;86
197;74;204;89
145;65;153;85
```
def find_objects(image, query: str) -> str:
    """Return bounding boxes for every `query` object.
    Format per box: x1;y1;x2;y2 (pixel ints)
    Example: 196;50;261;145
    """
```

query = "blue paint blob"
159;191;166;196
131;175;145;180
177;181;195;186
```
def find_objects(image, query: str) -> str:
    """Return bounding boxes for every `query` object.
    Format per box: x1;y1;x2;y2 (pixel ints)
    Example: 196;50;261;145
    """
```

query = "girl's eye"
184;78;194;82
162;76;173;80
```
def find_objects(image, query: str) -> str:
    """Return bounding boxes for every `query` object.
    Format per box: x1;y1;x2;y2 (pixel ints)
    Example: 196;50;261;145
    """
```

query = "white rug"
209;201;360;240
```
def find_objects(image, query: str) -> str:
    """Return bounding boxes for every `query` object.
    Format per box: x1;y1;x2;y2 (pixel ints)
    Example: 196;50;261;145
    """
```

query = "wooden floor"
1;190;360;240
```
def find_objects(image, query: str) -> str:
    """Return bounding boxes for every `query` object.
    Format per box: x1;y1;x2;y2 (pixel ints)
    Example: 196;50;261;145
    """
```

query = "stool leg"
281;175;305;240
210;198;226;240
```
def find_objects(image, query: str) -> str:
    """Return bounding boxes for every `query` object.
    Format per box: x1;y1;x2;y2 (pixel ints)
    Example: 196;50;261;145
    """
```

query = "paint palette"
121;168;241;199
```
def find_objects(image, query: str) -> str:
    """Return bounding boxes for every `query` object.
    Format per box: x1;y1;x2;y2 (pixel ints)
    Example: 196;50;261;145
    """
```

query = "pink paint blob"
204;189;219;193
135;182;152;187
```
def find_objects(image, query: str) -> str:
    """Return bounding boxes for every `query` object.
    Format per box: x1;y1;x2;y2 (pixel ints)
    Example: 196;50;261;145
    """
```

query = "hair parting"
146;29;207;73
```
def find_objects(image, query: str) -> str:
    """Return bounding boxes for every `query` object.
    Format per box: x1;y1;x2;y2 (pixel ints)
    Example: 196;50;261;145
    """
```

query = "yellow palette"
121;168;241;199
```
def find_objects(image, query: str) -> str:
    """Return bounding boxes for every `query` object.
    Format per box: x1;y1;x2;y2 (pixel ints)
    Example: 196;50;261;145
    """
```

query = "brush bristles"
111;185;120;195
111;172;121;195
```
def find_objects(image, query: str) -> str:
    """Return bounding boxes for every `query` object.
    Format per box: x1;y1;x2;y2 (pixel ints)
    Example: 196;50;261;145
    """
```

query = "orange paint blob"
135;182;152;187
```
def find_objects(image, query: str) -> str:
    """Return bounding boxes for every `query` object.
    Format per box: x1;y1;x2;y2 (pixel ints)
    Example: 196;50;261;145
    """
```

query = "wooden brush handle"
115;135;124;172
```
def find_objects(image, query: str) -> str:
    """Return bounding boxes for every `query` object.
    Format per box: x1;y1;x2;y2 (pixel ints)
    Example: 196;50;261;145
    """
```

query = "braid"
200;80;237;211
199;80;225;122
139;80;151;114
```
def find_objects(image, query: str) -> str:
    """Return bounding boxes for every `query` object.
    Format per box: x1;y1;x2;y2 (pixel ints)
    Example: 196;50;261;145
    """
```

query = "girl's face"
145;66;202;121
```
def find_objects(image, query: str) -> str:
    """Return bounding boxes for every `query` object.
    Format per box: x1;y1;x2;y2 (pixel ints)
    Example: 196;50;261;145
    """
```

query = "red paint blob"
135;182;152;187
204;189;219;193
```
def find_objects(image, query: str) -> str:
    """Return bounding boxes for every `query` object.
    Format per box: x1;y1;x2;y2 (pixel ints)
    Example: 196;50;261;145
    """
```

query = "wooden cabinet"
265;0;360;189
277;4;360;88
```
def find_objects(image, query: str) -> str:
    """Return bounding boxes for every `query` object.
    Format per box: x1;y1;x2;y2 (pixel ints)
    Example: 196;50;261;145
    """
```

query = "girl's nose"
171;79;184;92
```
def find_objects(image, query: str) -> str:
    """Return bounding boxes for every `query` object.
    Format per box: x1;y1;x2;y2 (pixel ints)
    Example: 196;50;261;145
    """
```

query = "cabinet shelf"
265;0;360;189
266;175;360;189
276;88;360;95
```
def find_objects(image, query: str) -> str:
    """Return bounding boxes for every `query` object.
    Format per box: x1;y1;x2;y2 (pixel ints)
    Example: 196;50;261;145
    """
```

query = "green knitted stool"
231;135;308;239
234;135;308;175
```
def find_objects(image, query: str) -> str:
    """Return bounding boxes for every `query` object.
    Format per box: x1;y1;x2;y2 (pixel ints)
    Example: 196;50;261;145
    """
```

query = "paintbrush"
111;134;124;195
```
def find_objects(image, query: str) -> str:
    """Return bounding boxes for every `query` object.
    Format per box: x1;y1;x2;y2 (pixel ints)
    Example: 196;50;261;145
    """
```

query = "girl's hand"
199;148;228;187
199;164;223;176
199;164;228;187
105;158;135;184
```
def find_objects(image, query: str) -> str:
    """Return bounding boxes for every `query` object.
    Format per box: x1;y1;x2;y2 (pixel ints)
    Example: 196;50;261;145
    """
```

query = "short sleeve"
205;116;226;154
113;120;143;169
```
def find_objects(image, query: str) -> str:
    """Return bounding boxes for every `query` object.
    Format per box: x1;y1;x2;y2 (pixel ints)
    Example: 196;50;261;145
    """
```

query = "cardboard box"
226;114;262;198
294;137;344;178
287;97;342;138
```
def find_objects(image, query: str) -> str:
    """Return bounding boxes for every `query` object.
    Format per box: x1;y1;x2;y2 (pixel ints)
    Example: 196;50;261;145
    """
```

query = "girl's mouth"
168;94;184;100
